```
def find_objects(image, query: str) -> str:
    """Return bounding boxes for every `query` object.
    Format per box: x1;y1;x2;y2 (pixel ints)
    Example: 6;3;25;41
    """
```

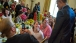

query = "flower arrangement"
15;23;21;28
15;19;34;28
25;19;34;25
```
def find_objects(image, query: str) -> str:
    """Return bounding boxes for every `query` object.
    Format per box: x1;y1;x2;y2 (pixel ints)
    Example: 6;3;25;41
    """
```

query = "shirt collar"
62;4;68;9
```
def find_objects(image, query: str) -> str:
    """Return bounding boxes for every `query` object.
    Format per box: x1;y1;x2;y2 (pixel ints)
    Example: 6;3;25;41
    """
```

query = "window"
49;0;58;17
14;0;19;2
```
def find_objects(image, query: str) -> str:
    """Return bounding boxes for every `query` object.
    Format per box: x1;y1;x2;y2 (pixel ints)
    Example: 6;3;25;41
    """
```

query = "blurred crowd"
0;0;75;43
0;0;55;43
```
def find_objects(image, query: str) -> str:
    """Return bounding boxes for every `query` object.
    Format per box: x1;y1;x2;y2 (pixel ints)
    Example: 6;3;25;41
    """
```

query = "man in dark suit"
48;0;75;43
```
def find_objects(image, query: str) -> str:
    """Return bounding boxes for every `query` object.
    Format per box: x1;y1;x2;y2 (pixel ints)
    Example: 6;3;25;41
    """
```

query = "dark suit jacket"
15;4;21;17
48;5;75;43
5;33;39;43
28;13;34;19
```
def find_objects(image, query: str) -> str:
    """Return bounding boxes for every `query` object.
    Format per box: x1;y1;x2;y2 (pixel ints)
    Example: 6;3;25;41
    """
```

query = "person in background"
0;18;39;43
15;11;22;23
40;18;52;43
10;1;17;11
26;4;29;10
27;21;44;43
33;10;37;21
2;8;12;18
49;15;54;29
17;9;27;21
37;2;40;12
3;0;9;8
33;4;38;13
10;3;16;18
10;3;15;11
25;9;31;16
25;9;33;19
10;1;17;18
47;12;51;18
11;1;17;9
48;0;75;43
15;1;25;17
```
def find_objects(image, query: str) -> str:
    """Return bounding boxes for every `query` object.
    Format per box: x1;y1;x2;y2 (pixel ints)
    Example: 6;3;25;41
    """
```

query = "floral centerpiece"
15;23;21;28
25;19;34;25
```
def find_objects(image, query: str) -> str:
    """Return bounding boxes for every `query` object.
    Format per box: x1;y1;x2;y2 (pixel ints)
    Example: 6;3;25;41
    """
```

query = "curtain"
11;0;14;2
43;0;51;13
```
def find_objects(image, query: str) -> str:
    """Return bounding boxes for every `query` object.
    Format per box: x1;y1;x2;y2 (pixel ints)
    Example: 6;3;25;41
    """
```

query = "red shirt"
34;12;37;21
0;13;3;17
